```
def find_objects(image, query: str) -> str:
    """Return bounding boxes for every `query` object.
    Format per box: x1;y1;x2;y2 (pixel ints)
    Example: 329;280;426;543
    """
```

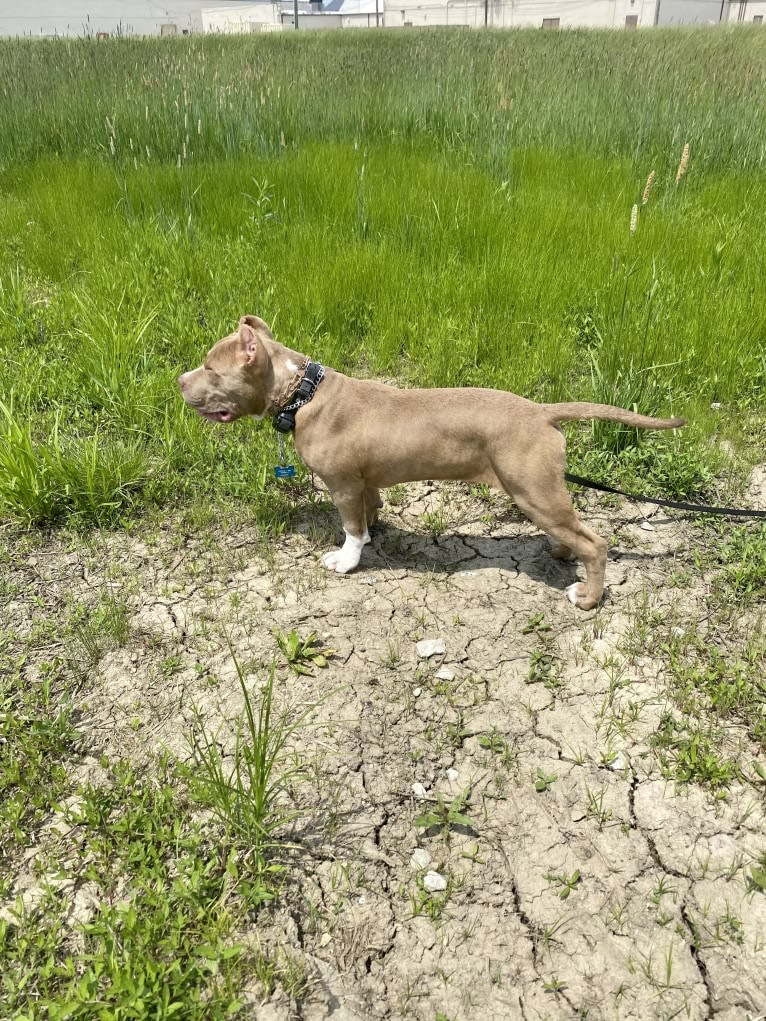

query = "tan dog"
178;316;685;609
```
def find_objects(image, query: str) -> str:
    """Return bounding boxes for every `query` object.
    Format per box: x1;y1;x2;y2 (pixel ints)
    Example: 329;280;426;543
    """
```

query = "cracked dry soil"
7;479;766;1021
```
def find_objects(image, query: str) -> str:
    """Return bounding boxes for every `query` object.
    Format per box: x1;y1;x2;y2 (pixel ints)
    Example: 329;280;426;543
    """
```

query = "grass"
0;30;765;527
0;758;249;1020
0;645;314;1019
0;659;78;865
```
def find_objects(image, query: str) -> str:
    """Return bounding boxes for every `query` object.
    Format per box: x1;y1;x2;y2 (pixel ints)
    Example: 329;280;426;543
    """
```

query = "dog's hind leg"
321;479;371;574
513;482;606;609
492;446;608;609
365;486;384;527
549;541;574;561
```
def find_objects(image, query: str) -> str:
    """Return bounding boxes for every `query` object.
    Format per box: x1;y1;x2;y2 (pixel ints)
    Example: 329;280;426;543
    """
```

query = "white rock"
412;782;428;799
417;638;446;658
435;666;455;681
608;753;626;771
423;870;447;893
410;848;431;870
412;687;422;698
639;521;655;531
446;768;459;782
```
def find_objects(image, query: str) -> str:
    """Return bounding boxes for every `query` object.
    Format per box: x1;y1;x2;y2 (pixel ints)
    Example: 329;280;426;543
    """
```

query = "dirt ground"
6;477;766;1021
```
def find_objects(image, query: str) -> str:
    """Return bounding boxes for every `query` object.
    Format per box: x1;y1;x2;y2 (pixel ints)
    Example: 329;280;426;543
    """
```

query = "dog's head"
178;316;275;423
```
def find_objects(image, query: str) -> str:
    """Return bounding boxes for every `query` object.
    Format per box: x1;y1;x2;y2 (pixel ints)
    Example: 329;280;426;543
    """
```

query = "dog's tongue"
202;411;234;423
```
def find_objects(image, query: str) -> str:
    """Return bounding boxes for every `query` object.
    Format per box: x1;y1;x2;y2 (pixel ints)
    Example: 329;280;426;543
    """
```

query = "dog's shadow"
365;521;575;592
291;499;679;596
292;501;575;594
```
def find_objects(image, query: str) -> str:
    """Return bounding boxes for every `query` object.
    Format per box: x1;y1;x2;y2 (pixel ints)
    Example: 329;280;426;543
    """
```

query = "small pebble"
608;753;626;771
412;782;428;798
640;521;655;532
412;687;422;698
423;870;447;893
435;666;455;681
417;638;446;659
446;768;459;782
410;848;431;870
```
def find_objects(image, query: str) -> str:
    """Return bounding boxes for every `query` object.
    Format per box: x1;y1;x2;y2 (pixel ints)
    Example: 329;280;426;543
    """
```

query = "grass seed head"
629;203;638;235
676;143;690;183
641;169;656;205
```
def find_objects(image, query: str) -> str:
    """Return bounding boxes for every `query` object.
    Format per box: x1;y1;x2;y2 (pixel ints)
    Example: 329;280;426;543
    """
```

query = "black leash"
564;473;766;520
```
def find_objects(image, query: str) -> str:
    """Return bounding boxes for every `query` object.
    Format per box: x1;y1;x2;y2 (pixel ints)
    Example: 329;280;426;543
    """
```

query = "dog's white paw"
321;548;358;573
566;582;600;610
321;532;369;574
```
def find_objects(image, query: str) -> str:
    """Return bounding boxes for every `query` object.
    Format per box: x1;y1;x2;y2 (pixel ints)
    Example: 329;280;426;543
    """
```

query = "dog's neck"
263;340;313;416
272;353;310;411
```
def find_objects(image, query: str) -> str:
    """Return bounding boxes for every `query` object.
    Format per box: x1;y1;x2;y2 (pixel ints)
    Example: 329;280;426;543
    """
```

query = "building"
2;0;763;35
1;1;205;36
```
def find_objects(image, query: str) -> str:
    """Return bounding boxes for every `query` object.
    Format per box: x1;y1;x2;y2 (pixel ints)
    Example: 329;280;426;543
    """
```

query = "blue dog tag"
274;464;296;479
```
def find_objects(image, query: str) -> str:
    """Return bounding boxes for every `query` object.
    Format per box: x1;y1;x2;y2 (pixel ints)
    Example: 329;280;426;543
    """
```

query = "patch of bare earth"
5;477;766;1020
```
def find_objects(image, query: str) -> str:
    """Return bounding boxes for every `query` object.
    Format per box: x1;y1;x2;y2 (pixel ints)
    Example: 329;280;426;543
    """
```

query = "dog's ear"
238;316;271;369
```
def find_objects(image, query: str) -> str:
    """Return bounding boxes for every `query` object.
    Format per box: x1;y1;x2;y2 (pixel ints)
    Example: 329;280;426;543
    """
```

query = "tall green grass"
1;30;765;526
0;29;765;173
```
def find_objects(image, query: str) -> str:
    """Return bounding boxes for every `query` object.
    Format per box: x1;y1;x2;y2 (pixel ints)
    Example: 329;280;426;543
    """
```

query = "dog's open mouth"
199;410;236;424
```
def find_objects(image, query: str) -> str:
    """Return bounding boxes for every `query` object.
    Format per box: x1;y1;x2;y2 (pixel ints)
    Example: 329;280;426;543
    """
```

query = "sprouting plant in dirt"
527;644;562;693
272;627;335;676
748;852;766;895
522;612;552;635
478;728;506;755
478;728;518;769
543;975;567;996
585;783;613;829
545;869;582;900
534;768;557;793
414;787;476;843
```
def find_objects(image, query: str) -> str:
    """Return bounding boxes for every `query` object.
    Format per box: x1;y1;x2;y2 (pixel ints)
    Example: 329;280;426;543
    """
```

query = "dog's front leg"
321;480;370;574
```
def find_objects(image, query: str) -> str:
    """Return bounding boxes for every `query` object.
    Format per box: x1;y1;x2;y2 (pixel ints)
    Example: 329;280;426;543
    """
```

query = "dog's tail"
544;402;686;430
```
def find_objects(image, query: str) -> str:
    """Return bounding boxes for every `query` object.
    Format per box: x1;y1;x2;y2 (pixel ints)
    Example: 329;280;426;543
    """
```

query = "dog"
178;316;685;609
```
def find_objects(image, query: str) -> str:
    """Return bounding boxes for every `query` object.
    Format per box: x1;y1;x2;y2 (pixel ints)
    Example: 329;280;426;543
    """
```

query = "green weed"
414;788;476;843
185;658;312;901
272;627;334;676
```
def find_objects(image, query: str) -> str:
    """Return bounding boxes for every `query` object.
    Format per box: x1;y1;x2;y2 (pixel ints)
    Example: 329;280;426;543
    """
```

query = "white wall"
390;0;656;28
726;0;766;20
656;0;723;23
202;2;281;31
0;1;205;36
